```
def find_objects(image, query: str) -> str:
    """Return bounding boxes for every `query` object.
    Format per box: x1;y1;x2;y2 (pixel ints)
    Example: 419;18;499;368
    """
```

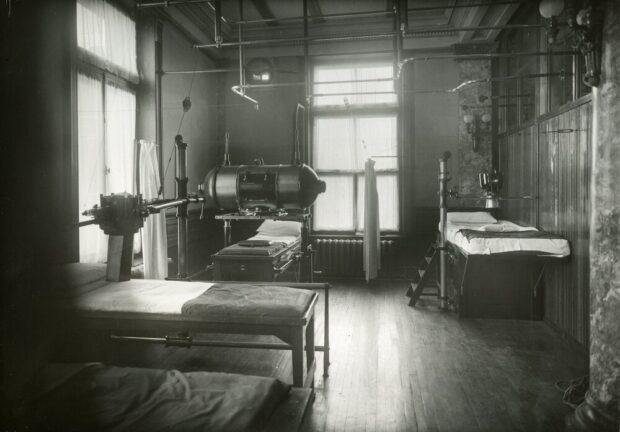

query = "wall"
456;59;492;196
161;25;220;196
403;54;492;238
158;23;223;275
221;56;306;165
498;97;592;347
2;0;76;419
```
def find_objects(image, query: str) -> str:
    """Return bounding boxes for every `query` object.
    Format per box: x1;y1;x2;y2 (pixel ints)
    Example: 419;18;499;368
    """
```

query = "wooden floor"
103;280;588;432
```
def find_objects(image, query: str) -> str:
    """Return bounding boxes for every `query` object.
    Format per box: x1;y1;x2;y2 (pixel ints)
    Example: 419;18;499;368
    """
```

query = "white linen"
363;159;381;282
247;233;300;246
75;279;213;314
443;220;570;256
139;140;168;279
256;220;302;236
446;211;498;224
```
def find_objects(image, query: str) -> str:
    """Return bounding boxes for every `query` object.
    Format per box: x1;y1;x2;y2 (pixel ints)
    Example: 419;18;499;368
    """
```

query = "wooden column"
567;2;620;430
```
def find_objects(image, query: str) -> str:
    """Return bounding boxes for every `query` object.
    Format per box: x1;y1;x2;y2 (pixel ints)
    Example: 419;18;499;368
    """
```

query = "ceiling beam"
308;0;326;24
460;5;489;42
250;0;279;26
485;4;520;41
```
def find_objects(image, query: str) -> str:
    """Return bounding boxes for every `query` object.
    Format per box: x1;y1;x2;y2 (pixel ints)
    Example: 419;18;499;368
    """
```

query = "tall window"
76;0;137;262
312;62;399;233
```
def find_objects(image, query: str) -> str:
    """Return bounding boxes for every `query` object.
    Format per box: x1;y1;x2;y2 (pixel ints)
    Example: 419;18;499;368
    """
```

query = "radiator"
313;238;395;278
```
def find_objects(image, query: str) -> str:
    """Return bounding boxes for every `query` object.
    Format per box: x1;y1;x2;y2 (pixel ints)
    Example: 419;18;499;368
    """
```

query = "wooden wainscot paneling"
498;96;592;347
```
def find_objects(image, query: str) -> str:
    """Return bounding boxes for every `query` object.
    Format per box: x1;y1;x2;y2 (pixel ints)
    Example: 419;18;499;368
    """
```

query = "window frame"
72;0;138;261
310;60;401;236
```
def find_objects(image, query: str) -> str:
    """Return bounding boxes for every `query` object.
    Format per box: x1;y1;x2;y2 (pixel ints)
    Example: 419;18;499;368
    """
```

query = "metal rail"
398;50;578;78
195;23;555;49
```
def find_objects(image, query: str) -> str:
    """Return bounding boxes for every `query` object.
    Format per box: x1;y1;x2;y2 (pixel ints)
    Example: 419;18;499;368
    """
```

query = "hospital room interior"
2;0;619;431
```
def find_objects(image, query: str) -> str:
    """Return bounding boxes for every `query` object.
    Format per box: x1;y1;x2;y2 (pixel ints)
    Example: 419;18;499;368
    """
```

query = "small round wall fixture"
539;0;564;19
245;58;274;84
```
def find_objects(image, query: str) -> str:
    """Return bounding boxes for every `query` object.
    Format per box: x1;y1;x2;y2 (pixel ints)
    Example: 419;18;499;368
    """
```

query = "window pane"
314;115;397;171
313;63;395;107
105;83;136;194
357;174;399;231
314;67;354;107
313;117;356;170
313;176;355;231
77;73;107;263
355;65;395;105
356;116;398;170
77;0;137;75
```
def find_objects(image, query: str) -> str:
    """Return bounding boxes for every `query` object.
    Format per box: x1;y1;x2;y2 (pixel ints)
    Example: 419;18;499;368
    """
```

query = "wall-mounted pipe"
194;23;555;49
231;85;259;108
212;0;223;46
397;50;578;78
162;68;239;75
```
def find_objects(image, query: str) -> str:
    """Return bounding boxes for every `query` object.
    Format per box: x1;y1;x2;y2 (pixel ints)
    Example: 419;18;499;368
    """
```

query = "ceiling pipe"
194;23;556;49
162;68;239;75
230;1;529;25
137;0;216;8
397;50;577;78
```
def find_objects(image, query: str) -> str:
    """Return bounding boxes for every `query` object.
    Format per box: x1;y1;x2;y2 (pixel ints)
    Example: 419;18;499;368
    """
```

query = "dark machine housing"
201;164;326;211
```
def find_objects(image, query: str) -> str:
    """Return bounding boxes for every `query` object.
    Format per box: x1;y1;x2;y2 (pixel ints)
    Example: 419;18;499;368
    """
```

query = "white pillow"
481;224;504;232
256;220;302;237
446;212;497;224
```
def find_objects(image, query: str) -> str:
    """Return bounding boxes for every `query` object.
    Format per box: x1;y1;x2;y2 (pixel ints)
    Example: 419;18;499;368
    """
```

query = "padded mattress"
444;220;570;256
217;234;300;257
59;266;316;321
29;363;290;432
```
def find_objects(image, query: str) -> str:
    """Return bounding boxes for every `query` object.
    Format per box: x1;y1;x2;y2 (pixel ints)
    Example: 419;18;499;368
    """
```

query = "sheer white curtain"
139;141;168;279
77;0;137;76
105;83;136;194
78;73;107;263
363;159;381;282
77;75;136;263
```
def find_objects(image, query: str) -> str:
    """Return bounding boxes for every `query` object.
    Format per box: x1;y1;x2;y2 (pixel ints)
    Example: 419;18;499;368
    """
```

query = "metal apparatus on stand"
80;127;326;282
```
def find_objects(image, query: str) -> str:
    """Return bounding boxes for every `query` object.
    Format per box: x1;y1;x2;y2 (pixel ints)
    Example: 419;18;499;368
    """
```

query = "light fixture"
539;0;602;87
463;112;491;152
245;58;273;84
539;0;564;19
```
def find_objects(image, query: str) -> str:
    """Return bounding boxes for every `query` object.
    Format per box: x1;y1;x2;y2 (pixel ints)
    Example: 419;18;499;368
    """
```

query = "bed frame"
71;281;330;388
412;152;567;320
213;211;314;282
212;240;301;281
445;243;566;319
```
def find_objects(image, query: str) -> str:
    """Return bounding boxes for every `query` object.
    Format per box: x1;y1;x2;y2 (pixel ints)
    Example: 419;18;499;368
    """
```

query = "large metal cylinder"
201;164;326;211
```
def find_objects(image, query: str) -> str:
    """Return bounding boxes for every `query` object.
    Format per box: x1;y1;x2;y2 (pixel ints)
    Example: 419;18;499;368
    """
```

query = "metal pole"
438;151;450;311
162;68;239;75
175;135;189;279
238;0;244;92
155;22;164;196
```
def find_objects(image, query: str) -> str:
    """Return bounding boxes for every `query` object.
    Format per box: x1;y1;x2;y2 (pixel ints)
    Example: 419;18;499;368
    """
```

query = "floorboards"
99;280;588;432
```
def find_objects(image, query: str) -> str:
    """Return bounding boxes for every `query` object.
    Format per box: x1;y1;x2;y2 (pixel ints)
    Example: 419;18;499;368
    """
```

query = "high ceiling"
142;0;525;58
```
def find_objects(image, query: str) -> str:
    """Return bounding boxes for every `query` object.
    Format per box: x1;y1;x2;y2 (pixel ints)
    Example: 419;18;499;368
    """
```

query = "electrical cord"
555;375;588;409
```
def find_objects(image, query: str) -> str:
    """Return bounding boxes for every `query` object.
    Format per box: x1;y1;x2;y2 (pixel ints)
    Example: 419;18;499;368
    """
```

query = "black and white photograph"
1;0;618;430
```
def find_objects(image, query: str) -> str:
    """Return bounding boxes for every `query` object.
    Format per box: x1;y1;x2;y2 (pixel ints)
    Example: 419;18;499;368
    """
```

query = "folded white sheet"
247;233;300;246
441;220;570;256
74;279;214;314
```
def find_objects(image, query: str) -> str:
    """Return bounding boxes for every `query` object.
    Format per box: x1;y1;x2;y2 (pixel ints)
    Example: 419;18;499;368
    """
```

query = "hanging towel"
363;159;381;282
139;140;168;279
